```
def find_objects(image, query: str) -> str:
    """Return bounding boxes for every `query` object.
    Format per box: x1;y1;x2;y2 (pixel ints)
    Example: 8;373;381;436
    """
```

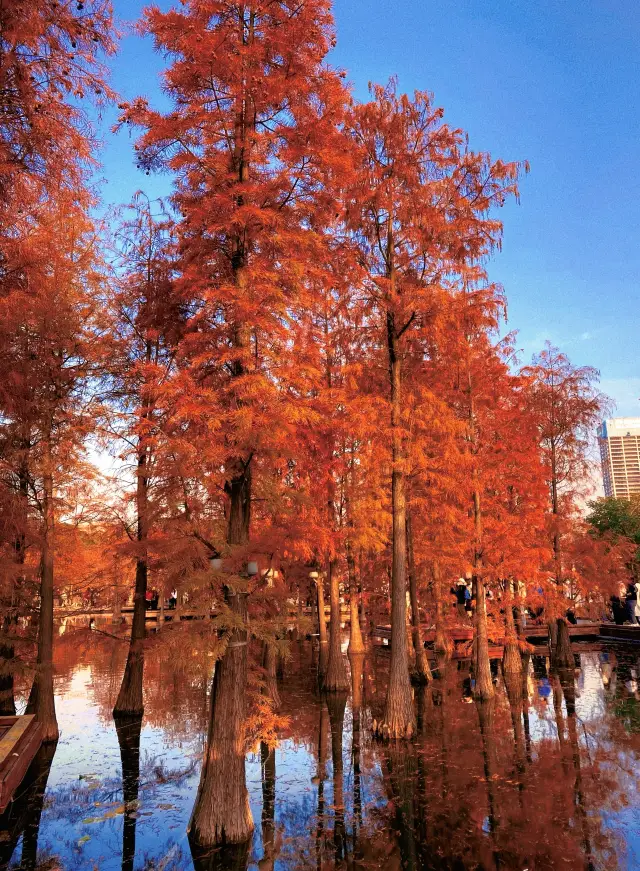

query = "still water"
1;628;639;870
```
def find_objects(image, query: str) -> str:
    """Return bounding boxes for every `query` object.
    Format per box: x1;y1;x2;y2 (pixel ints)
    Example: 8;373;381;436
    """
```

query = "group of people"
144;588;178;610
451;578;473;619
610;582;640;626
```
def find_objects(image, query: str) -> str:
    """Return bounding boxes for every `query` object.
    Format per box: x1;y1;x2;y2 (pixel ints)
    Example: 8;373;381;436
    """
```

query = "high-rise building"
598;417;640;498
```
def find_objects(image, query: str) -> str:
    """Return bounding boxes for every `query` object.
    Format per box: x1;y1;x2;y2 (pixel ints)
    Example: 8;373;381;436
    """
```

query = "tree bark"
190;590;254;847
346;542;365;654
432;560;452;659
473;575;494;700
502;582;522;677
0;619;16;717
406;514;432;683
263;641;281;711
381;311;415;739
26;436;58;743
114;441;149;717
471;482;494;701
324;561;348;691
553;617;574;670
226;461;251;546
315;575;329;681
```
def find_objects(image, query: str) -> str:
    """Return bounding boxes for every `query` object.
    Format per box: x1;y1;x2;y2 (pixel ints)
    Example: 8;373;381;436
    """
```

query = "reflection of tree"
314;694;328;870
189;840;250;871
115;713;143;871
349;651;364;852
0;741;57;869
476;697;501;868
326;691;347;864
560;671;596;871
260;742;276;871
385;745;419;870
503;669;527;791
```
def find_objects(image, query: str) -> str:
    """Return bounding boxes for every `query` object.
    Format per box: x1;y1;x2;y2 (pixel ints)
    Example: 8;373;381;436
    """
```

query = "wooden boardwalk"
372;621;629;649
0;716;43;814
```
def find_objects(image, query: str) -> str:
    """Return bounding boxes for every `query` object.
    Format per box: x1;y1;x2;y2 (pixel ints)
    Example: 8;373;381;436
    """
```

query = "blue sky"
99;0;639;418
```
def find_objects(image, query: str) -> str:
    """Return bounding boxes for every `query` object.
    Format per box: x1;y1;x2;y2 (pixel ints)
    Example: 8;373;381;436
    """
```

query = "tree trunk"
114;444;149;717
114;713;143;871
315;576;329;681
0;619;16;717
473;575;494;700
502;582;522;677
324;561;348;692
553;617;574;670
26;440;58;743
471;479;494;701
226;462;251;547
190;590;254;847
406;514;432;683
263;641;281;711
346;542;365;654
432;560;452;659
381;311;415;739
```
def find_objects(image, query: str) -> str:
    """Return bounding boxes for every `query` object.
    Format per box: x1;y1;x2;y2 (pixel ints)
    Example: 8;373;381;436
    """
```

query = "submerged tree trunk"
381;311;415;739
190;590;254;848
346;542;365;655
26;440;58;743
114;713;143;871
407;514;432;683
114;445;149;717
324;561;348;692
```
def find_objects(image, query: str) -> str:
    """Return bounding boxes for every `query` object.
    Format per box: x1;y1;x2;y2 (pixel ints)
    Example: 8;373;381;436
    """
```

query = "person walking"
635;581;640;626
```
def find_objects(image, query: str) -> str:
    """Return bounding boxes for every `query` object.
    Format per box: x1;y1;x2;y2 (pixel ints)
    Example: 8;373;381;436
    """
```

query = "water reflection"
2;632;639;870
0;742;57;870
114;714;142;871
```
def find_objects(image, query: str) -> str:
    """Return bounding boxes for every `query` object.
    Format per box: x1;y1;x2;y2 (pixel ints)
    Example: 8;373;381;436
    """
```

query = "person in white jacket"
635;582;640;625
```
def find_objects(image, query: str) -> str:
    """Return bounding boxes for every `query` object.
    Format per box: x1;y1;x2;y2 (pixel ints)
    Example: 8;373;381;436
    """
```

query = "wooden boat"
0;715;44;814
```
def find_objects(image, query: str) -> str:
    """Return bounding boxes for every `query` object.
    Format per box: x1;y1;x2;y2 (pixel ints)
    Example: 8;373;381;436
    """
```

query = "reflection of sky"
5;642;640;870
